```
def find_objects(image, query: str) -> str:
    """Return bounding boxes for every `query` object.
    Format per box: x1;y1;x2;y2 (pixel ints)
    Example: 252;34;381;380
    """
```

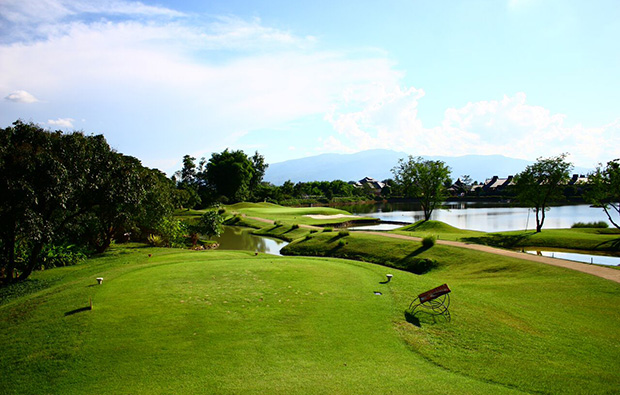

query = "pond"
213;226;288;256
345;202;612;232
524;250;620;267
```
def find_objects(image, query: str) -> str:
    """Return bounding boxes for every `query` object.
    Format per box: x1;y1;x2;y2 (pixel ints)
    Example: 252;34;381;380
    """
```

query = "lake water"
213;226;287;255
524;250;620;266
346;202;612;232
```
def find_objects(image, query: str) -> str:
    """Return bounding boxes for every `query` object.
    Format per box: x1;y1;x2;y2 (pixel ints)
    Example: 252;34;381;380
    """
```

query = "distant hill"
264;149;591;185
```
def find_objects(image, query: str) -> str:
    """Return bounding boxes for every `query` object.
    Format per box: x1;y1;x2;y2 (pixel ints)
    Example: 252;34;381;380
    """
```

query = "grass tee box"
227;202;378;226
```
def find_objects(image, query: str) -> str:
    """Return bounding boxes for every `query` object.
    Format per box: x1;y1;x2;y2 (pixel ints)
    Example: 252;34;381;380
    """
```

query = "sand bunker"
303;214;358;220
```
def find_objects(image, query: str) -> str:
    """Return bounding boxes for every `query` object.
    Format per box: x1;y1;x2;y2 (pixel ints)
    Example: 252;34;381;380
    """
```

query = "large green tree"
205;149;255;203
514;154;573;232
392;156;451;221
0;121;175;283
586;159;620;229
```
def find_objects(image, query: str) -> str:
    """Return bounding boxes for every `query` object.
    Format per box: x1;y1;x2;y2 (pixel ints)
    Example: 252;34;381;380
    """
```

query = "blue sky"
1;0;618;174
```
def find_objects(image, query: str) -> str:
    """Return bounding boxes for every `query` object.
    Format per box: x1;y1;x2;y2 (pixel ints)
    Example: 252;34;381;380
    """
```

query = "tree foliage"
197;211;224;240
514;154;573;232
586;159;620;229
0;121;175;283
392;156;451;221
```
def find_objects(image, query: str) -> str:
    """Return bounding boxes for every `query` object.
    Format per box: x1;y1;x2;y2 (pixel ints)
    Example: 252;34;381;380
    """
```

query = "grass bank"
392;220;620;253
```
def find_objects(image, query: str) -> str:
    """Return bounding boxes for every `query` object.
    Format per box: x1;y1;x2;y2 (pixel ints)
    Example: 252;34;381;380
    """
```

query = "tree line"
391;154;620;232
2;120;617;283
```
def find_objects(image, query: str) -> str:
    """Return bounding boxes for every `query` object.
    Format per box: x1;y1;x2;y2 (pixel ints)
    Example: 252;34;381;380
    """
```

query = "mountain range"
263;149;591;185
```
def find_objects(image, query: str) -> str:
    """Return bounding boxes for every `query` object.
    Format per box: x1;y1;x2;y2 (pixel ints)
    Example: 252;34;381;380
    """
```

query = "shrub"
571;221;609;229
323;227;333;232
147;234;165;247
406;258;438;274
291;224;300;229
338;240;346;247
422;235;436;248
338;230;350;237
38;244;87;270
217;208;226;215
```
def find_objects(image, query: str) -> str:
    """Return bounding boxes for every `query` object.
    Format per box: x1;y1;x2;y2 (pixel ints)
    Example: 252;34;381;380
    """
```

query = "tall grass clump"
422;235;436;248
338;229;350;237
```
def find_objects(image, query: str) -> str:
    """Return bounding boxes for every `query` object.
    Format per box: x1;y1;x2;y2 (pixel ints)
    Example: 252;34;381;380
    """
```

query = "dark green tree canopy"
392;156;451;221
205;149;255;203
514;153;573;232
0;121;175;283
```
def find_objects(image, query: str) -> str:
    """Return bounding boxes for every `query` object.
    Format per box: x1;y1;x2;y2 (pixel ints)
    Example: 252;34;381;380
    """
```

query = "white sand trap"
303;214;358;220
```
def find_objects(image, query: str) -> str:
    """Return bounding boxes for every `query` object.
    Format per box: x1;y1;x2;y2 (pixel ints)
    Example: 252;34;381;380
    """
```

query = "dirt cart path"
356;231;620;283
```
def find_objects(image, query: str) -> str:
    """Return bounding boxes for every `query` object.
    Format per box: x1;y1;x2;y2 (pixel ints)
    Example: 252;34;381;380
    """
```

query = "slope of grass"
461;227;620;252
281;231;439;274
252;223;316;242
1;246;521;395
282;232;620;394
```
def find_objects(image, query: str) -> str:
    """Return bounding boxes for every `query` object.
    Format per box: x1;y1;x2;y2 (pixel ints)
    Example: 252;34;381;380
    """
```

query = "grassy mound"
401;220;469;234
1;244;619;394
394;220;484;241
281;232;439;274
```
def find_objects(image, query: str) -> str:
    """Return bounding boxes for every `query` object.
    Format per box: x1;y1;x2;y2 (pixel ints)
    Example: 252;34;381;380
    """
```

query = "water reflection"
345;202;611;232
213;226;287;255
525;250;620;267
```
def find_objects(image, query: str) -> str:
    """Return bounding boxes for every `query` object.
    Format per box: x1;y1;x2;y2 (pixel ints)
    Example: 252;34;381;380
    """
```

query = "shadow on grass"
64;306;91;316
595;237;620;251
394;246;438;274
404;310;421;327
461;232;535;248
327;234;347;243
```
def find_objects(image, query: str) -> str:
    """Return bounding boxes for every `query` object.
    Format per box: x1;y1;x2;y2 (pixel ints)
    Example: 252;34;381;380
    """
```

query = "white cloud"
323;89;618;168
0;9;402;172
47;117;74;128
4;90;39;103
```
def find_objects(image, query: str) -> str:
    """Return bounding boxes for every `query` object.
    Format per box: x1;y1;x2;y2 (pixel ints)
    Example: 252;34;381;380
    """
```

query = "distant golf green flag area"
1;244;618;394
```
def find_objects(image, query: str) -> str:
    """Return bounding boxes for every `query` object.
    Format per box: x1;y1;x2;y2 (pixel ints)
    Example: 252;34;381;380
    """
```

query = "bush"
338;239;346;247
217;208;226;215
406;258;438;274
323;227;333;232
147;234;165;247
338;230;350;237
422;235;436;248
571;221;609;229
38;244;87;270
291;224;300;229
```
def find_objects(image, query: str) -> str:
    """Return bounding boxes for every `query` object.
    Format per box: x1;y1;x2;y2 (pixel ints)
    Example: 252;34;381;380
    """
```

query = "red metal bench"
408;284;451;321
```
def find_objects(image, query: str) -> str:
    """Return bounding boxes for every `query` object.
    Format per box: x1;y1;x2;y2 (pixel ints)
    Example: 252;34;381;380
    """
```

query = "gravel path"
356;231;620;283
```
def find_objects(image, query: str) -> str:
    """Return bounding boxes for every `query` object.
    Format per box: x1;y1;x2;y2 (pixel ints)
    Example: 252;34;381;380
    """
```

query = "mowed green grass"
1;247;519;395
283;232;620;394
227;202;377;226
